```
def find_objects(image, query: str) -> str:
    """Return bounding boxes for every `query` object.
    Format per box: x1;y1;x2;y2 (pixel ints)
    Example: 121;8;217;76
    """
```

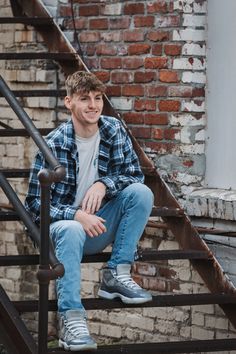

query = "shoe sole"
98;289;152;304
59;339;97;351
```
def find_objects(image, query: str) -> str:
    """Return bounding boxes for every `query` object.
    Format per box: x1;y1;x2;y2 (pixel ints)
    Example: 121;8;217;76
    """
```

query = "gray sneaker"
98;264;152;304
58;309;97;351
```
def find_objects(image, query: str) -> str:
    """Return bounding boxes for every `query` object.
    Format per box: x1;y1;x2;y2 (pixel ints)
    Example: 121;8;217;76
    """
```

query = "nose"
88;98;96;109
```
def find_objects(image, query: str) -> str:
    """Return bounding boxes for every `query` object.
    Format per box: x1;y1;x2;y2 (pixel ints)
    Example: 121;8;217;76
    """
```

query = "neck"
72;119;99;138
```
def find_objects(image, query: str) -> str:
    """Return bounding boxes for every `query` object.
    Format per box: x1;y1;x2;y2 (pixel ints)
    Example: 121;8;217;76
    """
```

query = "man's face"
65;90;104;128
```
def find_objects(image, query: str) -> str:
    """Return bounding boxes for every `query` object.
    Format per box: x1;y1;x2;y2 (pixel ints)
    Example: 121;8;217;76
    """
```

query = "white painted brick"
173;29;205;41
174;0;194;13
100;324;122;338
182;43;206;56
182;71;206;84
110;97;132;111
174;172;202;185
170;113;206;126
173;58;205;70
181;100;205;112
101;3;122;16
194;1;207;14
195;128;205;141
183;14;206;27
179;143;205;155
205;315;228;330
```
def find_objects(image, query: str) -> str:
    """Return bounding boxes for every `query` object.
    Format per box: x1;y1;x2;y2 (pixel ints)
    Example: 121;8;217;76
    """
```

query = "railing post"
37;170;51;354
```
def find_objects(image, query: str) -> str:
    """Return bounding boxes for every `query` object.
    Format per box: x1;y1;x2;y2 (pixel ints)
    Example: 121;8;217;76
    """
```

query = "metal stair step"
0;249;209;267
0;17;54;26
151;206;184;217
0;52;77;60
47;338;236;354
13;293;236;313
0;89;66;97
0;128;52;137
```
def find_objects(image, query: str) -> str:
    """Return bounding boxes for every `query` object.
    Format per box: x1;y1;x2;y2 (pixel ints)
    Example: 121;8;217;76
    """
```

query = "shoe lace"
64;317;89;339
116;273;142;290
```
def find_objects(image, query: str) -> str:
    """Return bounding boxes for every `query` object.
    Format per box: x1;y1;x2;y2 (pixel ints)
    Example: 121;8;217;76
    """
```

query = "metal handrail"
0;75;65;275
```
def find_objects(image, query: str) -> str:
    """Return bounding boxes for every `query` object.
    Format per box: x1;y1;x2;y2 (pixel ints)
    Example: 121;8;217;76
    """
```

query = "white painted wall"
206;0;236;189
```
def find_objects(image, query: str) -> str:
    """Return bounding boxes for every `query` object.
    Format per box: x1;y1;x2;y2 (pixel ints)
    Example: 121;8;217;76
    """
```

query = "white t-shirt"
73;130;100;208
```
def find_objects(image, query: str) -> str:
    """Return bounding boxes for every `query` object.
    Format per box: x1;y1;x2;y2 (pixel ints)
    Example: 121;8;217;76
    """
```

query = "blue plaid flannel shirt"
25;115;144;224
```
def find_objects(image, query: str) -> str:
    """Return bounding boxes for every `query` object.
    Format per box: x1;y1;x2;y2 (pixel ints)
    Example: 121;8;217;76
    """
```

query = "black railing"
0;75;65;354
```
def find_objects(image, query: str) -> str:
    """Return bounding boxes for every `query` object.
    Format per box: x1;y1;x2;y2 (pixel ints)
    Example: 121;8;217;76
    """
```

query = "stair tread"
13;293;236;313
0;52;77;60
48;338;236;354
0;249;209;266
0;17;54;25
0;128;53;137
151;206;184;217
0;89;66;97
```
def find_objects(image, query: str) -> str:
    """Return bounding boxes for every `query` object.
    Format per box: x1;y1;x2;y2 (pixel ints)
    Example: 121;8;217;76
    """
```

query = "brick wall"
1;0;236;350
58;0;207;203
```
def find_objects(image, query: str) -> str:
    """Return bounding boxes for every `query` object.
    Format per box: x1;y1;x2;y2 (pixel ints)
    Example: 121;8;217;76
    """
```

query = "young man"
25;71;153;351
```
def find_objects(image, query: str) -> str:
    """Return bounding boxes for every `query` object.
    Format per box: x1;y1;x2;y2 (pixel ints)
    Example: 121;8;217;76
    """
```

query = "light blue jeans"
50;183;154;312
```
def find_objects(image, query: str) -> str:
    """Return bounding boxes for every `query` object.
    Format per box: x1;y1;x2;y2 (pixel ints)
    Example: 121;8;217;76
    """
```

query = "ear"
64;96;72;110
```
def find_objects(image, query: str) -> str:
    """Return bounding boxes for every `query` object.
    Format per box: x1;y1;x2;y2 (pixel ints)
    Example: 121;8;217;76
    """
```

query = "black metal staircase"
0;0;236;353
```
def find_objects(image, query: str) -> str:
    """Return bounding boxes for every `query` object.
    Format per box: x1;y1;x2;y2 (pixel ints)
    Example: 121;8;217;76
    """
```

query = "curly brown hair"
65;71;106;97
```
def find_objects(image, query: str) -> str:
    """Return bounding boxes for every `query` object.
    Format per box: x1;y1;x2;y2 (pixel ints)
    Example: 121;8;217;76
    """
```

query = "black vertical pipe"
37;179;51;354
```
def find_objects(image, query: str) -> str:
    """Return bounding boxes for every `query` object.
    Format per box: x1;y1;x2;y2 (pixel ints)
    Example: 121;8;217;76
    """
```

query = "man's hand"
74;209;107;238
81;181;106;214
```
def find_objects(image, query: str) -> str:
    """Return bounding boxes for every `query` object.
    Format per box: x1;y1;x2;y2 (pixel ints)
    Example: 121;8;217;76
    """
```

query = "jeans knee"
126;183;154;211
50;220;86;250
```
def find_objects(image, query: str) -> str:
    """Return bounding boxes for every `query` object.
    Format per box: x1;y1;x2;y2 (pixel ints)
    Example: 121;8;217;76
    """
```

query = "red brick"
164;128;180;140
183;159;194;167
106;85;121;96
130;127;151;139
144;113;168;125
134;16;155;27
110;18;130;29
111;72;133;84
192;87;205;97
85;58;99;70
164;44;182;56
152;128;164;140
101;57;122;69
123;58;144;69
134;71;156;83
143;277;167;292
96;44;117;56
79;5;99;16
89;18;108;30
147;1;168;14
147;85;167;97
84;44;96;56
80;31;100;43
60;5;72;17
157;15;180;27
124;3;145;15
64;18;87;30
159;70;179;83
128;44;151;55
147;31;169;41
159;100;180;112
123;112;144;124
158;266;176;278
134;99;156;111
152;44;163;56
124;30;144;42
168;86;192;97
122;85;144;96
145;57;168;69
94;71;110;83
